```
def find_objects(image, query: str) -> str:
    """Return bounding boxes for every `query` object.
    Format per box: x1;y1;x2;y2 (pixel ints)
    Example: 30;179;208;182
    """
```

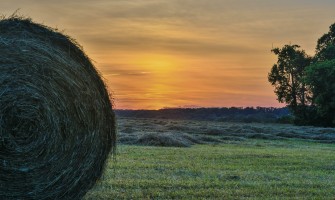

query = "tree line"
268;22;335;127
115;107;290;123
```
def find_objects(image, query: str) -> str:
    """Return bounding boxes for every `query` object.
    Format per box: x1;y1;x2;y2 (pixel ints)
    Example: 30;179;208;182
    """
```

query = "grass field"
84;118;335;199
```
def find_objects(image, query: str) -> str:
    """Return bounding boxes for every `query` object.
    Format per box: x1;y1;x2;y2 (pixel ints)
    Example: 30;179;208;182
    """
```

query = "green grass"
85;140;335;199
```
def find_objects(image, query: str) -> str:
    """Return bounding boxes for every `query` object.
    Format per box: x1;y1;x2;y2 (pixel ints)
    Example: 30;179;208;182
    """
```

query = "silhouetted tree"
305;60;335;126
301;22;335;127
268;44;312;123
315;23;335;62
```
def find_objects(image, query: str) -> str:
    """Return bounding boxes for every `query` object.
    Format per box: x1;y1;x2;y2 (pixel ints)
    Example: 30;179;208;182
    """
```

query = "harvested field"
117;117;335;147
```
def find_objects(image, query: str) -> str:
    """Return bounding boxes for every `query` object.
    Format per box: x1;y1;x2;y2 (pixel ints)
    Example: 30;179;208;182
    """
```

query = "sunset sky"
2;0;335;109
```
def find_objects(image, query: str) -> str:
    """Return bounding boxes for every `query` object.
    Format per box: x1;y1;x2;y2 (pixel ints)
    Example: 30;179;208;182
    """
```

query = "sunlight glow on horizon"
2;1;335;109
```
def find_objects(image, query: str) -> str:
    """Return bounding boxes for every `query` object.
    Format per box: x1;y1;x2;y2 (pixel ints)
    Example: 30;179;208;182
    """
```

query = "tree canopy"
305;59;335;126
315;23;335;61
268;45;311;108
269;22;335;127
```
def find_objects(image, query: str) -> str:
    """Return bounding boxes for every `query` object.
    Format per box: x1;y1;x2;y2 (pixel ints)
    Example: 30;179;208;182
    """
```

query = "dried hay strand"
0;17;116;199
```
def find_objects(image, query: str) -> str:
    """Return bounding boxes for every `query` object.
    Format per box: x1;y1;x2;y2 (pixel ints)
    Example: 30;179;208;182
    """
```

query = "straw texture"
0;17;116;199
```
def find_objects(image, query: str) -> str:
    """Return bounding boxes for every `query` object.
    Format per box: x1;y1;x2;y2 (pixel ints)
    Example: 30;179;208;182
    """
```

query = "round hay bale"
0;17;116;199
